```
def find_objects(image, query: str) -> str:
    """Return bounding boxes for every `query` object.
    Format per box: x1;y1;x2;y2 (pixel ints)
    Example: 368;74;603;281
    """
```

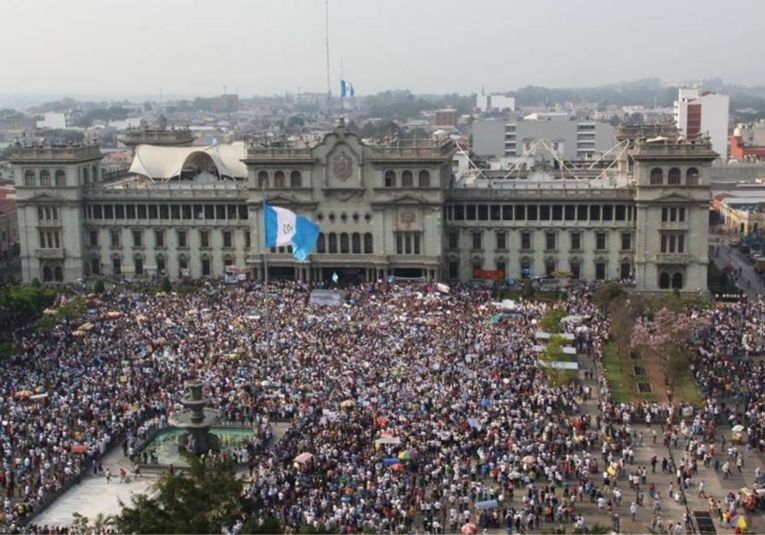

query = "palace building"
11;122;716;292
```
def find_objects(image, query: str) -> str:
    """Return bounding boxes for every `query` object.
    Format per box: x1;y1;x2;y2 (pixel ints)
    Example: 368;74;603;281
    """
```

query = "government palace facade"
10;122;716;293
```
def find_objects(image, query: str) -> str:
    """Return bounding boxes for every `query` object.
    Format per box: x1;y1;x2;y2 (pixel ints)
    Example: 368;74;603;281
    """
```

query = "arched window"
24;170;35;186
328;233;338;253
340;233;350;254
520;257;532;278
274;171;285;188
419;170;431;188
686;167;700;186
43;266;53;282
659;271;670;289
317;233;326;253
352;233;361;254
290;170;302;188
55;169;66;187
258;171;268;188
364;233;373;254
82;167;90;185
668;167;681;185
650;167;663;185
40;170;51;187
570;258;581;279
402;170;413;188
545;258;556;277
178;255;189;277
671;272;683;289
54;266;63;282
384;170;396;188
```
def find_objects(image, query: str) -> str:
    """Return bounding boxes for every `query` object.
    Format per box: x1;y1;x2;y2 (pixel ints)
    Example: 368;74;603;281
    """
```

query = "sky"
2;0;765;99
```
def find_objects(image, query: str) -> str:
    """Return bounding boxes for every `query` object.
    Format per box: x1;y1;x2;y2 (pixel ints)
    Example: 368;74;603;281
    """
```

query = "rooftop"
9;143;103;162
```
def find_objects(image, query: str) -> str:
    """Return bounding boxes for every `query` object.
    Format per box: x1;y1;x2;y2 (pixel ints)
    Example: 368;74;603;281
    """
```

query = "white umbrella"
732;424;745;433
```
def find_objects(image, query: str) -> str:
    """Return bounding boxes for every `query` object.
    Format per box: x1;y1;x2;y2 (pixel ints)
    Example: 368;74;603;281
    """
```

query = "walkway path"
32;445;157;527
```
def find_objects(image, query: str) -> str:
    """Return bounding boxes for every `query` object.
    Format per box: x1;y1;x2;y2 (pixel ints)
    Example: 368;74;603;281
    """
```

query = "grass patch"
672;365;703;406
603;342;656;404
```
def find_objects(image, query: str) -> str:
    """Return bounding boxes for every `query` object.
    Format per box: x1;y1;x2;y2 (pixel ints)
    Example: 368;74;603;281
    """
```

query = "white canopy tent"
535;332;575;341
129;142;248;182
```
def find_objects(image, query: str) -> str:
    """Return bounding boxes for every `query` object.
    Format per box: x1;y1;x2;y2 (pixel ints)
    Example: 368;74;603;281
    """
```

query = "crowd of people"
0;280;764;534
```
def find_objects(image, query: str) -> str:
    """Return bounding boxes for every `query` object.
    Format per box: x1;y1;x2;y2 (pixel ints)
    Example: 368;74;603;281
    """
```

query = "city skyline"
3;0;765;98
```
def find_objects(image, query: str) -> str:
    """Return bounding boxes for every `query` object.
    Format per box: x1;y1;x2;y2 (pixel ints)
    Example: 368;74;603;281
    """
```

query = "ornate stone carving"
332;150;353;181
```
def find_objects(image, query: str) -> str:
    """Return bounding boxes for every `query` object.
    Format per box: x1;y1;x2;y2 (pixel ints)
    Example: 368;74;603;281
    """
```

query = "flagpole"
262;183;271;356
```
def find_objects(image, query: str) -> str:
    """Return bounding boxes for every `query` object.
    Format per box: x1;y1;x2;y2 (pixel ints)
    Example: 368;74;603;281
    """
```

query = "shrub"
160;276;172;293
94;278;106;294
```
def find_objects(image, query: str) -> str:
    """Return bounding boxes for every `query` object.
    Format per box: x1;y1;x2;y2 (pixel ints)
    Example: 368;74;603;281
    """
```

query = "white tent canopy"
535;332;575;341
129;142;248;182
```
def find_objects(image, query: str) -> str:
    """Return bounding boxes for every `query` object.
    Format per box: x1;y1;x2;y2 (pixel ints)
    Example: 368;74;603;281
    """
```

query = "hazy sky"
3;0;765;98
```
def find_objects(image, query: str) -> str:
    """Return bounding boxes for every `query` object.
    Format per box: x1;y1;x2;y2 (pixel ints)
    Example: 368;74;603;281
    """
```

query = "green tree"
160;276;172;293
94;278;106;294
540;308;566;333
115;458;256;534
287;115;305;128
593;282;626;311
245;516;283;534
541;335;570;387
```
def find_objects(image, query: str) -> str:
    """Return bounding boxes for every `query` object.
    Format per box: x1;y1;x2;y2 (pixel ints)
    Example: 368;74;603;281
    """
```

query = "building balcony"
654;253;693;264
35;248;65;259
37;220;62;228
658;221;688;230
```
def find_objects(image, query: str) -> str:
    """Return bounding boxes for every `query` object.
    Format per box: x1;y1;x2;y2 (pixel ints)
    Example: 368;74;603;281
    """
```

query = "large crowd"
1;280;765;534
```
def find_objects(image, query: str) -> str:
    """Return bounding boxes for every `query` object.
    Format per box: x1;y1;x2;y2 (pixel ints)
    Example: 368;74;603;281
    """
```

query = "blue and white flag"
341;79;355;97
264;204;320;261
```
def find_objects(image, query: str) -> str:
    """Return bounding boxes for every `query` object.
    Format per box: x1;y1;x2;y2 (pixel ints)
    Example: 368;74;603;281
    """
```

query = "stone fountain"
168;381;221;456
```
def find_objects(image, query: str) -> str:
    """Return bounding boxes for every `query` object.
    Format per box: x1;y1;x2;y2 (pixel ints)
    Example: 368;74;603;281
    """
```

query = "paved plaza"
31;447;157;528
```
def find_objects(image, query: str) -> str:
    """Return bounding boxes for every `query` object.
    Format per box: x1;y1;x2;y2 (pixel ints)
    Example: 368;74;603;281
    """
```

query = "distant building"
472;116;616;160
674;88;729;158
213;94;239;114
119;125;195;156
36;112;71;130
434;109;457;128
0;185;19;263
476;94;516;113
730;121;765;161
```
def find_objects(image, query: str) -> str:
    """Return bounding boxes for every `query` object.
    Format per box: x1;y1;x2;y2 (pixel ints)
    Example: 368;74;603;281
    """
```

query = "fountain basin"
138;427;257;467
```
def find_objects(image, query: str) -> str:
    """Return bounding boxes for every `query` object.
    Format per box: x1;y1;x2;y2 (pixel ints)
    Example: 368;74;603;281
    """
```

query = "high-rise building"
674;88;729;158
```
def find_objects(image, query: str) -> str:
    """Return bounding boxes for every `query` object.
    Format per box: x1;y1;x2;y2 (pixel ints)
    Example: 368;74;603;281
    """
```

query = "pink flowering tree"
631;307;703;389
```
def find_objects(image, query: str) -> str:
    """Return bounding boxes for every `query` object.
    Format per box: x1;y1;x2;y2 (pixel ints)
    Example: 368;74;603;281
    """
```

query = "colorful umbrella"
461;523;478;535
398;450;412;461
488;314;502;325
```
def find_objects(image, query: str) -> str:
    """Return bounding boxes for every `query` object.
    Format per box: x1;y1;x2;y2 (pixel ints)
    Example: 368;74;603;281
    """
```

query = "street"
709;233;765;299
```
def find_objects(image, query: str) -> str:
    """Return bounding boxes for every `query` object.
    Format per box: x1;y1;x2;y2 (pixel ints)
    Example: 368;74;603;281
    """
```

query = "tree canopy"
114;458;275;534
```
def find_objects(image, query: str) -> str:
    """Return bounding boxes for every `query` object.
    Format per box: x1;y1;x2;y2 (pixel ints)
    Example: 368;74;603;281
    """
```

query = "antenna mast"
325;0;331;117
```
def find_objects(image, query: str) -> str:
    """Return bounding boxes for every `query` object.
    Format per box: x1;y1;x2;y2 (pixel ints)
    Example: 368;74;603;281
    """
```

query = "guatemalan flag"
264;203;320;261
341;79;355;97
